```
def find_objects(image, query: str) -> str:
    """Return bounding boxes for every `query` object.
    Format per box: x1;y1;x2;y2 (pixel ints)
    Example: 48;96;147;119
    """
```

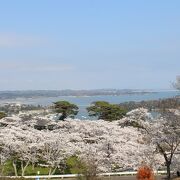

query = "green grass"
22;165;49;175
2;160;14;176
1;161;49;176
1;157;86;176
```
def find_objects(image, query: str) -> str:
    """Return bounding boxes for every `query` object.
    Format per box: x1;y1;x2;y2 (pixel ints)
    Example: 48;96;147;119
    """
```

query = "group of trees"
53;101;127;121
119;97;180;112
0;107;179;179
0;104;43;115
0;109;156;176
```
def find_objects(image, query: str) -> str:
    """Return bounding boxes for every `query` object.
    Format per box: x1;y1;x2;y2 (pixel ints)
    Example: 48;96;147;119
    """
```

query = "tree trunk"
166;161;171;180
48;167;52;178
59;113;66;120
0;164;4;176
21;161;24;176
13;160;18;177
51;166;57;175
32;163;35;170
21;160;30;176
48;166;57;178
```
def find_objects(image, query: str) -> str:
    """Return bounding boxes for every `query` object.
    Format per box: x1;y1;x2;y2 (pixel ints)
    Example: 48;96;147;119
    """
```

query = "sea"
0;90;179;119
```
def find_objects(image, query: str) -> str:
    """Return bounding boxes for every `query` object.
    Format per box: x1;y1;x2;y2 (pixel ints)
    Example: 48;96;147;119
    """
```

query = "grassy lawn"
2;161;49;176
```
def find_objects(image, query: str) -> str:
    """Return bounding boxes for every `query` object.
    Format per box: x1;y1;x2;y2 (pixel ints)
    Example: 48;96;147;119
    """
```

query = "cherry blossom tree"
0;112;166;176
150;111;180;179
40;135;67;175
121;108;180;180
174;76;180;90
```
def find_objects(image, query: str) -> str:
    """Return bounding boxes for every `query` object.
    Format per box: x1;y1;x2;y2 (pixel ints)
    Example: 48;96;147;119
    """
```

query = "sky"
0;0;179;90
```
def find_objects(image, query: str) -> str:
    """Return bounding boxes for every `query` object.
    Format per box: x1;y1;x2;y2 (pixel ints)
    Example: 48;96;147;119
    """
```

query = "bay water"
0;91;179;119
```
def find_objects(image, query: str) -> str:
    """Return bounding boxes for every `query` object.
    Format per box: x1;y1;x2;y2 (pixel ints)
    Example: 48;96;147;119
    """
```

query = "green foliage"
53;101;79;120
2;160;49;176
65;156;99;180
65;156;86;174
0;112;6;119
1;160;14;176
87;101;127;121
1;157;99;178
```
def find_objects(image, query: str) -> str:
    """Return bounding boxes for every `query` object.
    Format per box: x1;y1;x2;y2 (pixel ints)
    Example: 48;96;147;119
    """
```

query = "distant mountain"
0;89;158;100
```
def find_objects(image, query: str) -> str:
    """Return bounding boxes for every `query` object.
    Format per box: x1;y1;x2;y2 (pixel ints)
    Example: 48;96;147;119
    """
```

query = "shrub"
137;166;155;180
0;112;6;119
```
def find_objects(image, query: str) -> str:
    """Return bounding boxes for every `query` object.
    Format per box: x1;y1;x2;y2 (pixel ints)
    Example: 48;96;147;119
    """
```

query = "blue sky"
0;0;179;90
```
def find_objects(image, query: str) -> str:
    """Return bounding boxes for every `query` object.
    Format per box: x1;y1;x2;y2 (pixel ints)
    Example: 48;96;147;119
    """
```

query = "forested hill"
0;89;156;100
119;96;180;111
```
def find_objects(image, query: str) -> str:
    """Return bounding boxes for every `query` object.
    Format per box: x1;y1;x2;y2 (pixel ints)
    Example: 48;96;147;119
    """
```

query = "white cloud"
0;32;47;48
